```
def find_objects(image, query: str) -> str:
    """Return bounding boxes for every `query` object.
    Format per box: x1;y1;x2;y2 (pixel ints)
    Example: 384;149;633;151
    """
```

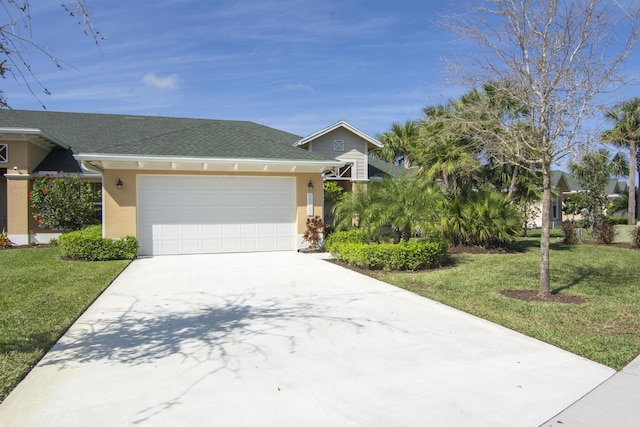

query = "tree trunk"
507;165;519;199
629;139;637;225
539;164;552;297
401;224;411;242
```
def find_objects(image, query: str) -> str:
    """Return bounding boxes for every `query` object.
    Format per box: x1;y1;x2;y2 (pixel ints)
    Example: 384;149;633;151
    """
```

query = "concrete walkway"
542;354;640;426
0;252;624;426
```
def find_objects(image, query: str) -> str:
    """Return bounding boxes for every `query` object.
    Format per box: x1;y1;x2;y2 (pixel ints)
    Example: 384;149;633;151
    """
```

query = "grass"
377;237;640;370
0;247;130;402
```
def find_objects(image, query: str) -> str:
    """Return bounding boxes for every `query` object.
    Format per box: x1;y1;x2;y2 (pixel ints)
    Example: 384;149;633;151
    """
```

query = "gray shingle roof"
1;110;331;162
368;157;414;179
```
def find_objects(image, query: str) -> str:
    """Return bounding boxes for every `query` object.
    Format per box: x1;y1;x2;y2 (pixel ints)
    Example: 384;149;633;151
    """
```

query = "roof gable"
295;120;383;150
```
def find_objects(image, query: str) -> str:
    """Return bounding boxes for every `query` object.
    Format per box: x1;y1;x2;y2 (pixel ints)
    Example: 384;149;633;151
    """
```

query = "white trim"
75;153;343;174
8;234;29;246
295;121;383;148
0;128;70;149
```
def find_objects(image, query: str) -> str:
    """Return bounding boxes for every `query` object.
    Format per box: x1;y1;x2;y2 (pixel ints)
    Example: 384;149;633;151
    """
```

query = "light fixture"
117;178;123;189
308;180;313;191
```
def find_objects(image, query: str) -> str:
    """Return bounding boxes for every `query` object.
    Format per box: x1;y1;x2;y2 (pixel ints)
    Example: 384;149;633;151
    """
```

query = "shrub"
58;226;138;261
302;215;324;250
592;221;616;245
324;229;369;254
630;226;640;249
0;230;12;248
608;217;629;225
29;174;99;231
561;220;577;244
440;191;522;248
332;239;448;271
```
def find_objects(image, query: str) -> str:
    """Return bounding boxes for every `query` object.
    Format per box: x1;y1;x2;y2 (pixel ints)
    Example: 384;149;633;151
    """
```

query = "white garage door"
137;176;296;255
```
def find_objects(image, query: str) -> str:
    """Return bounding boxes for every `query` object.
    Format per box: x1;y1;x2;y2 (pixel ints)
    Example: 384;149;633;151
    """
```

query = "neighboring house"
1;110;368;256
533;170;629;227
294;121;384;193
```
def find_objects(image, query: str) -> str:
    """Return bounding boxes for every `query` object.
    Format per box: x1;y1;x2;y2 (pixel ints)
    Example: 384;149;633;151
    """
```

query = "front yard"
0;247;130;402
1;237;639;404
377;237;640;370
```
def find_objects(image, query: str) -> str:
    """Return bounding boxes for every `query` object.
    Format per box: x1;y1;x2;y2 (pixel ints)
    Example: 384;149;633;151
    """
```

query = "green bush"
324;229;369;254
440;191;522;248
332;239;448;271
608;217;629;225
58;226;138;261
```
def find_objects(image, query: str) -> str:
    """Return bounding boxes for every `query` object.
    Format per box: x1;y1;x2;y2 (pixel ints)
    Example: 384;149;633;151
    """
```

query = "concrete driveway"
0;252;614;426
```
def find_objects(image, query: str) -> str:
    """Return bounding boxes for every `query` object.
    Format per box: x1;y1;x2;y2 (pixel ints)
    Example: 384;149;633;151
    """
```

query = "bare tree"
1;0;103;107
443;0;639;296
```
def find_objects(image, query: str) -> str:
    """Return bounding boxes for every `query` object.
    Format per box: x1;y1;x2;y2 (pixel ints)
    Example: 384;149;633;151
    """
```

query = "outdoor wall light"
308;180;313;191
117;178;123;189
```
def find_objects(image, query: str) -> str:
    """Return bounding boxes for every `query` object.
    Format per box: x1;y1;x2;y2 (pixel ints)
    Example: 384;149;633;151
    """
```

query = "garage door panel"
138;176;296;256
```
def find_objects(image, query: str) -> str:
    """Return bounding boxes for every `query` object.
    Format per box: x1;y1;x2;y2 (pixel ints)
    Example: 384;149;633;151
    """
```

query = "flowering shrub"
29;174;99;231
302;215;324;250
0;230;11;248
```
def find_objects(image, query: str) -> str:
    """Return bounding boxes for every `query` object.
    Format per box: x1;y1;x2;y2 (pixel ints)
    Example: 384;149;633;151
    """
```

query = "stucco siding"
102;170;323;242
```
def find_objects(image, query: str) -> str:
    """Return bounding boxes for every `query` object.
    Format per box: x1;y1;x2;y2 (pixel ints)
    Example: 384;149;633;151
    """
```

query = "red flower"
43;189;49;195
45;173;50;178
27;192;31;198
37;215;43;223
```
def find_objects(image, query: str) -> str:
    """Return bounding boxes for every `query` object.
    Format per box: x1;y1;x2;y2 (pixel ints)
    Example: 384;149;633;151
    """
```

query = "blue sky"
3;0;640;139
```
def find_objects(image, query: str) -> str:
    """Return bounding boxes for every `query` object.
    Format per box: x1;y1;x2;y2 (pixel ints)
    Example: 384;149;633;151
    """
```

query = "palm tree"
602;98;640;225
375;120;419;168
373;177;444;243
412;103;482;194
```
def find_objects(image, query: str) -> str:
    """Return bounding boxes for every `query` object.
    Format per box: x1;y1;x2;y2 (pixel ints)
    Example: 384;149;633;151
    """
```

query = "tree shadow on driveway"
42;291;377;369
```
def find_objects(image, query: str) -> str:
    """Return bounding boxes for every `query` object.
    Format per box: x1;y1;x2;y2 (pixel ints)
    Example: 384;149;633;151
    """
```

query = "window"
552;204;558;219
0;144;7;162
333;139;344;151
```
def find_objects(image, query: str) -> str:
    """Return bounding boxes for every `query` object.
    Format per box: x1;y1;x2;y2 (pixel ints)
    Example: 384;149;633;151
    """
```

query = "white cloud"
141;73;181;89
282;84;316;94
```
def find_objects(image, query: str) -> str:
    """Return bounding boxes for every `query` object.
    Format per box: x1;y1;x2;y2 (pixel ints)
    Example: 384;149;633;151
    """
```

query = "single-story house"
534;170;630;227
0;110;385;256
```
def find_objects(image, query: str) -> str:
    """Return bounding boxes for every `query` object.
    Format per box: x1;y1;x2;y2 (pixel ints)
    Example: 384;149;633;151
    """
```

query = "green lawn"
0;247;130;402
378;238;640;370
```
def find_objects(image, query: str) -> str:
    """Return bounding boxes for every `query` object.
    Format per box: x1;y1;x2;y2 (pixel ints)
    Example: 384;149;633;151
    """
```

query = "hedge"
58;226;138;261
324;229;369;253
331;239;448;271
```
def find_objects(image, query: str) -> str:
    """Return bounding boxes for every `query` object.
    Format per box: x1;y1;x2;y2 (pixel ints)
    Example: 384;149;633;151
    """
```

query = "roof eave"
295;120;384;149
74;153;344;173
0;127;70;150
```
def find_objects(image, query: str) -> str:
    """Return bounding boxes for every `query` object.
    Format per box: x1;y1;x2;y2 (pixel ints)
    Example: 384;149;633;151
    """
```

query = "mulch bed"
499;289;588;304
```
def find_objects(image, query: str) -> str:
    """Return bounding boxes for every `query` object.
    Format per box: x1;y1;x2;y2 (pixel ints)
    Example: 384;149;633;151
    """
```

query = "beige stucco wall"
6;176;30;240
0;140;49;173
306;128;369;180
102;169;324;241
2;139;51;242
